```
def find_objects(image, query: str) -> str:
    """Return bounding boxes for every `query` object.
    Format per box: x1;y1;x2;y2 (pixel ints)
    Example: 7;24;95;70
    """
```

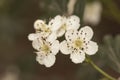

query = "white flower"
60;26;98;63
28;19;59;67
33;38;59;67
48;15;80;37
34;19;53;38
83;1;102;25
28;19;57;43
48;15;66;37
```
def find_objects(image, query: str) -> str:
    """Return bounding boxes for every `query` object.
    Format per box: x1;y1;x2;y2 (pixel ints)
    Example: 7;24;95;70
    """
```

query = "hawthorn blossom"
60;26;98;63
28;34;59;67
28;15;98;67
33;19;52;38
33;38;59;67
48;15;80;37
28;19;57;43
28;19;60;67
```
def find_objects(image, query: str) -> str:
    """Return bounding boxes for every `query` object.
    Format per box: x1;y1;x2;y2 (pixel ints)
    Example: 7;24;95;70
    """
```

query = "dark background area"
0;0;120;80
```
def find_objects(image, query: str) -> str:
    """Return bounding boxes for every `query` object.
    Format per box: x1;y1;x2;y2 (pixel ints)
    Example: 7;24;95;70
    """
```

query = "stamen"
41;44;50;53
73;39;83;49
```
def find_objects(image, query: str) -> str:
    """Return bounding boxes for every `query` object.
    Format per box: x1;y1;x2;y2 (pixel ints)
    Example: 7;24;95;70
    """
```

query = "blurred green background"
0;0;120;80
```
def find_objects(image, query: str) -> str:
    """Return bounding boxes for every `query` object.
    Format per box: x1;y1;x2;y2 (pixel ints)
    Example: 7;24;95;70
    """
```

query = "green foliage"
101;0;120;23
99;35;120;73
75;64;99;80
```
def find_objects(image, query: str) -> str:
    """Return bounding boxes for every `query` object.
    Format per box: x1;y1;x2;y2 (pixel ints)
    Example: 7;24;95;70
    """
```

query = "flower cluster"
28;15;98;67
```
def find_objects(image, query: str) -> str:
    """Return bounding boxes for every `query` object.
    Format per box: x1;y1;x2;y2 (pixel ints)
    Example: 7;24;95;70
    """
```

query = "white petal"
43;54;56;67
28;33;41;41
60;40;71;55
48;15;63;31
34;19;45;30
66;15;80;30
79;26;93;40
32;39;42;51
51;40;59;55
36;52;46;65
70;50;85;63
28;33;36;41
46;32;57;43
56;27;66;37
84;41;98;55
36;56;44;65
65;29;79;42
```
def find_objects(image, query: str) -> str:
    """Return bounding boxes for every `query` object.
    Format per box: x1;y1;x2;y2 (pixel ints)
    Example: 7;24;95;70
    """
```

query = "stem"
86;57;117;80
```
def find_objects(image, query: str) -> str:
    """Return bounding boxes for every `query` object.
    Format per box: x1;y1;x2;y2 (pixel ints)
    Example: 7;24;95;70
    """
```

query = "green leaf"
99;35;120;73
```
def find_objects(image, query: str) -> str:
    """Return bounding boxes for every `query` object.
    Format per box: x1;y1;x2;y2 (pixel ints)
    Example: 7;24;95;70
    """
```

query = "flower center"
41;24;50;32
56;24;66;36
61;24;66;30
41;44;50;53
73;39;83;49
58;24;66;31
